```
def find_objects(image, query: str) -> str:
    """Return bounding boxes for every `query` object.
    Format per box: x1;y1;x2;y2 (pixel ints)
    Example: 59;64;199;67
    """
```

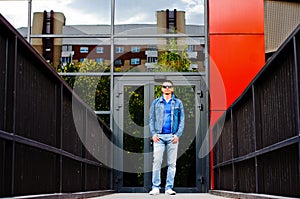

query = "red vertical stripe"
208;0;265;190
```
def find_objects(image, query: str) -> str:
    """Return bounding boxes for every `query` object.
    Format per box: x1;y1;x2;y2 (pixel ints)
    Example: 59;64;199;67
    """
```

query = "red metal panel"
210;34;265;109
209;0;264;34
208;0;265;190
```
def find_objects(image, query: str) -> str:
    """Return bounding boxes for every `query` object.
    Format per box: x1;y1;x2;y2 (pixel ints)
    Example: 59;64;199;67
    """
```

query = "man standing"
148;80;185;195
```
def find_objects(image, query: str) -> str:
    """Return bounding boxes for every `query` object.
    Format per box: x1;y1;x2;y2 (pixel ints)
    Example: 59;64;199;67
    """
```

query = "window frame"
80;46;89;53
96;47;104;53
130;58;140;65
131;46;140;53
116;46;124;53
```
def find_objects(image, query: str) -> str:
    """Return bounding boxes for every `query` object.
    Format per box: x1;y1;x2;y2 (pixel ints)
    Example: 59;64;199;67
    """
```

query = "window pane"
116;47;124;53
0;1;28;28
96;47;104;53
80;47;89;53
115;0;204;26
113;0;205;72
131;46;140;53
6;1;205;72
130;58;140;65
0;0;111;29
60;75;110;112
123;85;144;187
114;37;204;72
96;58;104;63
60;38;111;70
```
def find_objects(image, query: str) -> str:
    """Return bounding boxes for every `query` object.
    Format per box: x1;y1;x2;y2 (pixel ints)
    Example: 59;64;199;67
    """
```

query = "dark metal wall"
0;14;112;197
213;24;300;198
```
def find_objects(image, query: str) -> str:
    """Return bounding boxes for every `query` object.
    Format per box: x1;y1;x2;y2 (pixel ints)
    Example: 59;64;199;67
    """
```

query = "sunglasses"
162;85;173;89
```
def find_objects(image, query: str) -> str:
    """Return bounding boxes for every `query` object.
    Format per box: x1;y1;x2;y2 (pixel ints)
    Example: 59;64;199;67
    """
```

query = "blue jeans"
151;134;179;190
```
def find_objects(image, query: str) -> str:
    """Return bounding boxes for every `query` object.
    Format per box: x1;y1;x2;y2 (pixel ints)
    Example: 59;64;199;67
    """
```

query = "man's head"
161;80;174;95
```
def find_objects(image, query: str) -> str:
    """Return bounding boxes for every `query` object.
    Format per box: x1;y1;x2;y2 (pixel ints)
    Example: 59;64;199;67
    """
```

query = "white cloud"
179;0;204;24
0;0;109;27
32;0;106;25
116;13;150;24
0;1;28;28
182;0;204;14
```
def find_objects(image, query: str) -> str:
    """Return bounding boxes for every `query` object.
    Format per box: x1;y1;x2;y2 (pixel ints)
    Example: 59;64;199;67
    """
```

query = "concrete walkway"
89;193;233;199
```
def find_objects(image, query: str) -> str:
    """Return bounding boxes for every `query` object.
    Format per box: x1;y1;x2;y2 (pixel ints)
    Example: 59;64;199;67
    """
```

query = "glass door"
113;75;208;192
113;76;153;192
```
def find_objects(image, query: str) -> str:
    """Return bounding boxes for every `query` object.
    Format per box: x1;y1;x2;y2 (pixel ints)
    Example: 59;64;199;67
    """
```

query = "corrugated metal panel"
235;159;256;193
15;46;57;146
62;157;83;192
0;35;5;131
218;165;233;190
14;144;57;195
233;92;255;158
62;92;83;156
255;46;297;149
257;144;299;196
265;0;300;53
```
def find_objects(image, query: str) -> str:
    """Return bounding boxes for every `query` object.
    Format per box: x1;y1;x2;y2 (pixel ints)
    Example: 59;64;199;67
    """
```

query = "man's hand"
171;135;179;144
152;134;160;142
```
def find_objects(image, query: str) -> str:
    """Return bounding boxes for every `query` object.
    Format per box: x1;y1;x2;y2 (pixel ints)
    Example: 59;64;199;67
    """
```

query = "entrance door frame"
112;74;209;193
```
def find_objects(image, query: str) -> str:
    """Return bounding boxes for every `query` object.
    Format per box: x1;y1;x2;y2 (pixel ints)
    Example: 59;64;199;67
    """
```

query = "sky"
0;0;205;29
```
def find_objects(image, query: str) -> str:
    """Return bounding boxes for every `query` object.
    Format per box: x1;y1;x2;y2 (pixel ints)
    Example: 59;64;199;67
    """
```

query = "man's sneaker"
165;189;176;195
149;188;160;195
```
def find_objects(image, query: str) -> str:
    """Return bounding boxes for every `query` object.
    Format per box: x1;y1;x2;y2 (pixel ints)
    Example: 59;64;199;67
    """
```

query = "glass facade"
9;0;202;128
0;1;208;190
0;0;206;138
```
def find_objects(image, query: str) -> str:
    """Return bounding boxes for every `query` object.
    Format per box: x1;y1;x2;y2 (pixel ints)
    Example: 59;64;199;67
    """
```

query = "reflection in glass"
175;85;196;187
5;0;206;135
123;86;145;187
115;0;204;25
32;0;111;26
12;1;205;73
113;6;205;72
98;114;110;129
113;35;204;72
58;73;110;113
0;1;28;28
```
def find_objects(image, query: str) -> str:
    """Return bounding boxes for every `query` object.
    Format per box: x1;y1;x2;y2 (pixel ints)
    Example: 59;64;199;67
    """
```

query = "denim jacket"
149;94;185;137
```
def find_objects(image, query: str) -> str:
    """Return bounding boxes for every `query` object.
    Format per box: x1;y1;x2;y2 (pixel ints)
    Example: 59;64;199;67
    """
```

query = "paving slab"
89;193;233;199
